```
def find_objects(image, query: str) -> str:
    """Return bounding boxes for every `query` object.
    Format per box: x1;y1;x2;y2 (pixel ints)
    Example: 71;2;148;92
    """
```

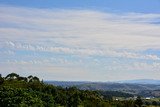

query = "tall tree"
5;73;19;80
135;96;143;107
0;74;4;85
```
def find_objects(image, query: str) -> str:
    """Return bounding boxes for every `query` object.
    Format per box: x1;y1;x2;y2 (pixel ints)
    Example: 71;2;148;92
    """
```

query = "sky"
0;0;160;81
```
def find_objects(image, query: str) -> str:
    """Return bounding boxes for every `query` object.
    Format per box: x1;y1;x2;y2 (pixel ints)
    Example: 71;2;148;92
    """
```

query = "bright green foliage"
0;87;44;107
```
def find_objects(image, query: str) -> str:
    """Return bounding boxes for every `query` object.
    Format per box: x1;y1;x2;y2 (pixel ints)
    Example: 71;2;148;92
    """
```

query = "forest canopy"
0;73;159;107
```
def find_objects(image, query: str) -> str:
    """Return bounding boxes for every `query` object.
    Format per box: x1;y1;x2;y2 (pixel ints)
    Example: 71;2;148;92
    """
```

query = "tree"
17;76;27;82
5;73;19;80
0;74;4;85
32;76;40;82
28;75;33;82
28;75;40;82
135;96;143;107
152;101;157;106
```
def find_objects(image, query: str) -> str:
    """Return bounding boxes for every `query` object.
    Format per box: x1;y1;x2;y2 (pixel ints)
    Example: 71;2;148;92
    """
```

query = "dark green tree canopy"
5;72;19;80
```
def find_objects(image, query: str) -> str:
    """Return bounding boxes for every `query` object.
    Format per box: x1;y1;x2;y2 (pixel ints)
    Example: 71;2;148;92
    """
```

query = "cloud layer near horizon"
0;5;160;81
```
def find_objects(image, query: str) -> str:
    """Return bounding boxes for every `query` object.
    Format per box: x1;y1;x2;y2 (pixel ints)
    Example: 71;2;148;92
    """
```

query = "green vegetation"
0;73;160;107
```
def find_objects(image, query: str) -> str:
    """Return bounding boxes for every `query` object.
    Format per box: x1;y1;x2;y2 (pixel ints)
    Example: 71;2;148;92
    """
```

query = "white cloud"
1;5;160;81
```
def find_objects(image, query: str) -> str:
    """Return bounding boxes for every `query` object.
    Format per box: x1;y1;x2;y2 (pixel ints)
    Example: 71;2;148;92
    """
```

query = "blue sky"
1;0;160;13
0;0;160;81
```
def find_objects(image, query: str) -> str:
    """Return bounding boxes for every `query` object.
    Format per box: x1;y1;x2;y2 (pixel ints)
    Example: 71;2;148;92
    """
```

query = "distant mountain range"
45;79;160;97
118;79;160;85
46;81;87;87
46;79;160;86
45;79;160;92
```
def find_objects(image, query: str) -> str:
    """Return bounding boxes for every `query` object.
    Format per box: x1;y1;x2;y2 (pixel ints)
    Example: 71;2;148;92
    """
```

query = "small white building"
115;98;119;101
145;97;151;100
